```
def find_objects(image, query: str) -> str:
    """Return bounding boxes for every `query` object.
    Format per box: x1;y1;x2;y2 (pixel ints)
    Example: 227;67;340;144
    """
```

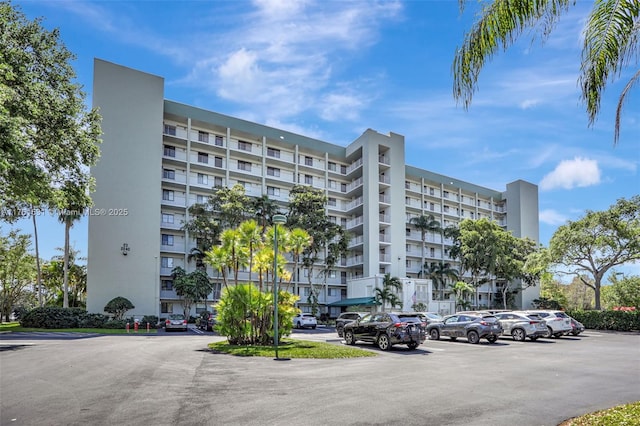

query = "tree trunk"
63;221;70;308
32;212;43;307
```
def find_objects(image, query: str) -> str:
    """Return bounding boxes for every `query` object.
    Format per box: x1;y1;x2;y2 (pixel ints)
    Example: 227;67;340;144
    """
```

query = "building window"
303;287;311;296
305;156;313;166
267;147;280;158
163;145;176;157
340;165;347;174
164;124;176;136
328;197;337;206
406;228;411;237
304;175;313;185
328;287;338;296
162;190;174;201
161;234;174;246
328;180;336;189
267;167;280;177
161;280;173;291
444;205;450;213
341;183;346;192
267;186;280;196
161;302;173;314
405;181;411;189
341;218;347;227
214;156;223;168
198;152;208;163
163;169;175;180
238;140;251;151
161;257;174;268
430;202;435;211
237;160;251;172
162;213;174;224
406;259;411;268
443;190;449;198
196;194;206;204
328;271;337;279
214;135;224;146
198;131;209;143
430;247;435;257
197;173;208;185
328;162;336;171
213;176;223;187
341;271;347;284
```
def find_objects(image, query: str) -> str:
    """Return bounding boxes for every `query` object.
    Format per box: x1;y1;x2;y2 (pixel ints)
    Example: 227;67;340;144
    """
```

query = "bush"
101;320;129;329
78;313;109;328
568;309;640;331
20;307;86;328
103;297;135;320
141;315;159;328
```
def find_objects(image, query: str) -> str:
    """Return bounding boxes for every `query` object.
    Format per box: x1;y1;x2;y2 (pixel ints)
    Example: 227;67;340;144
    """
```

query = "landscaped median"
208;338;376;358
560;401;640;426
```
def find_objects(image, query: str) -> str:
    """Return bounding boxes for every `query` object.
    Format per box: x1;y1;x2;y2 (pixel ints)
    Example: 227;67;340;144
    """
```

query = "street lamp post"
272;214;287;360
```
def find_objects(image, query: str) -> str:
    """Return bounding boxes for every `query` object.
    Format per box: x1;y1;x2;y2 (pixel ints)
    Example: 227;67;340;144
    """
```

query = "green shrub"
568;310;640;331
78;313;109;328
103;297;135;320
101;320;129;329
20;307;86;328
141;315;159;328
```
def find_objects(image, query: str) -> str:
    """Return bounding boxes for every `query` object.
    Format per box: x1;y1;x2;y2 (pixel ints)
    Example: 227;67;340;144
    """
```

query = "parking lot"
1;328;639;425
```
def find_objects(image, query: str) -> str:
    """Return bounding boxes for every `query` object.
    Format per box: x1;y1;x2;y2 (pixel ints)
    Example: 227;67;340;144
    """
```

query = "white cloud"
539;209;568;225
539;157;601;190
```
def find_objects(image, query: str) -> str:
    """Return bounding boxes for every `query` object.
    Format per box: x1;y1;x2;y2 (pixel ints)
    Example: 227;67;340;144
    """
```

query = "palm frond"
453;0;573;109
615;68;640;142
580;0;640;144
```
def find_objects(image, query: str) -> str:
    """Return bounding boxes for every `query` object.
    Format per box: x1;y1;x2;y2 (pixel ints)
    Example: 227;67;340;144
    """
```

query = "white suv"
293;313;317;329
526;310;573;338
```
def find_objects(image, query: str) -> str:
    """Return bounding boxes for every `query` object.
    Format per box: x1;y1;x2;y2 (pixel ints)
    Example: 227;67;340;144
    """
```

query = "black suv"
343;312;426;351
197;311;217;332
335;312;368;337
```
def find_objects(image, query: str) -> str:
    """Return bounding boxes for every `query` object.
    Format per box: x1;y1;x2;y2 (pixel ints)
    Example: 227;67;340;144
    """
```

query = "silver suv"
427;313;503;344
526;310;573;338
494;311;547;341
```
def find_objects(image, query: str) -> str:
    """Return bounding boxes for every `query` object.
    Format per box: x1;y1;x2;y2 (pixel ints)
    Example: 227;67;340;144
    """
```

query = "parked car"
335;312;368;337
197;311;217;332
570;317;585;336
293;313;317;329
427;313;502;344
343;312;426;350
526;310;573;338
412;312;444;326
165;314;188;332
493;311;548;341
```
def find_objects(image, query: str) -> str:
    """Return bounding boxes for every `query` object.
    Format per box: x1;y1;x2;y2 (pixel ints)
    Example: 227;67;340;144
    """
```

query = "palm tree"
283;228;312;293
451;281;474;311
410;214;441;277
205;245;232;289
238;220;263;283
219;229;249;285
453;0;639;145
374;273;403;311
58;205;83;308
424;262;460;301
252;195;279;233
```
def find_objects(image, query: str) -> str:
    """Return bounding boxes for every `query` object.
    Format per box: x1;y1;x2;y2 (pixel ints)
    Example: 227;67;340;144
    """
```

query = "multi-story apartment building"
87;59;539;320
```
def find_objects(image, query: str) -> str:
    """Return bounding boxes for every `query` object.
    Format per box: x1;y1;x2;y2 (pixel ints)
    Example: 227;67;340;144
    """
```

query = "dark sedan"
427;313;502;344
343;312;426;351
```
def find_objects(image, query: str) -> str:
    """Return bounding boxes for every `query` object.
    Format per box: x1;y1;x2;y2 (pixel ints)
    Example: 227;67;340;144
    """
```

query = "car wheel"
295;321;300;329
511;328;526;342
554;333;563;338
529;336;538;341
407;342;419;350
429;329;440;340
487;335;498;344
467;330;480;344
545;326;553;338
450;336;457;341
311;326;316;329
377;333;391;351
337;326;344;337
344;330;355;345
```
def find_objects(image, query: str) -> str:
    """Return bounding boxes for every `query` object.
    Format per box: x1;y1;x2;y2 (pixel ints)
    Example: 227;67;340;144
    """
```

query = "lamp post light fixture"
272;214;287;360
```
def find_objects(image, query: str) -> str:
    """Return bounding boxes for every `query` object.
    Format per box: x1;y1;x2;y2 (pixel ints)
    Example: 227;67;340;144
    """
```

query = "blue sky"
9;0;640;275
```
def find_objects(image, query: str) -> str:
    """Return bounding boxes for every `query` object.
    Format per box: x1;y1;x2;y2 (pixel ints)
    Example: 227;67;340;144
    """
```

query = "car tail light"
529;321;538;325
183;320;187;325
480;321;489;326
165;319;170;325
394;322;403;328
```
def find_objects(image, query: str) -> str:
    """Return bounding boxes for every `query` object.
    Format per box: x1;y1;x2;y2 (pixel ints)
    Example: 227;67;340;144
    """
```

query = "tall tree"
451;281;474;311
410;214;442;278
57;182;88;308
0;229;35;321
0;3;101;212
209;184;251;230
548;196;640;310
424;261;459;301
171;267;213;318
238;220;263;284
453;0;639;144
252;195;279;233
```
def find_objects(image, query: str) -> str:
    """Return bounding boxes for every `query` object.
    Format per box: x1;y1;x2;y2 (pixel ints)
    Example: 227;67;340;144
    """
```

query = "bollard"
146;322;150;333
134;321;139;332
126;322;130;333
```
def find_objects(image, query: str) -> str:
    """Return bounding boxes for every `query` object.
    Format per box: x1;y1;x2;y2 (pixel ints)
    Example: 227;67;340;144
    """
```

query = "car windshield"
527;314;543;320
169;314;184;320
555;312;569;318
396;315;421;323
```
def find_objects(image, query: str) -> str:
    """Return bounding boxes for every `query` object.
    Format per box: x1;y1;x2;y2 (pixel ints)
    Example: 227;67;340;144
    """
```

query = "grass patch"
0;322;157;334
560;401;640;425
209;338;376;358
